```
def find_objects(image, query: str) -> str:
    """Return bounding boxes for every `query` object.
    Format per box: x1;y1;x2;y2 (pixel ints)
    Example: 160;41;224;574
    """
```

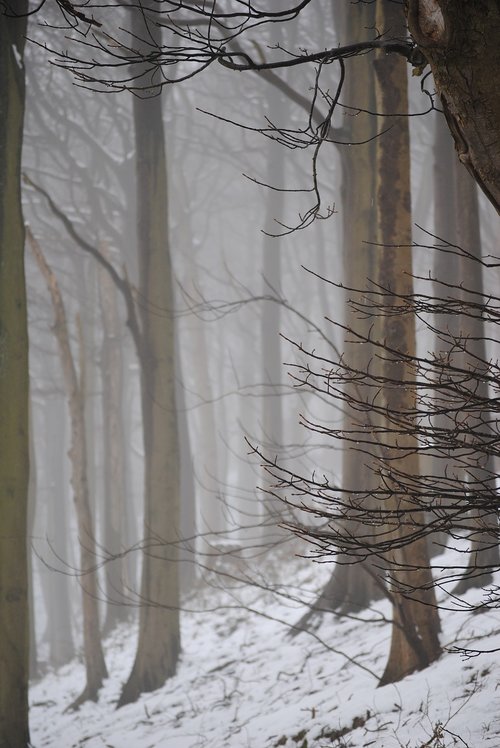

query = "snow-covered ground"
30;544;500;747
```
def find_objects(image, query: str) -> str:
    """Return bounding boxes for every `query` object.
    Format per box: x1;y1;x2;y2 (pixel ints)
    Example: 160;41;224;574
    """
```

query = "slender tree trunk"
28;231;108;709
260;100;285;542
428;111;460;557
374;1;441;687
0;7;31;746
118;7;180;706
41;394;75;667
452;162;500;592
28;403;39;679
293;3;386;633
98;250;131;634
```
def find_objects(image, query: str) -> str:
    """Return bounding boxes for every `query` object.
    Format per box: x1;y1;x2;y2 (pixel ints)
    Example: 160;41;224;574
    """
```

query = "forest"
1;1;500;747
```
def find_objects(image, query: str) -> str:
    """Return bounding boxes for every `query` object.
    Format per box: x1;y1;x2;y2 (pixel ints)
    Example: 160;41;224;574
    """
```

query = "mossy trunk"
0;7;31;746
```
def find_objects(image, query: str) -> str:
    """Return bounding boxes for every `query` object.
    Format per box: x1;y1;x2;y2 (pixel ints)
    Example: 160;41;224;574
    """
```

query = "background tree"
28;230;108;709
118;6;181;707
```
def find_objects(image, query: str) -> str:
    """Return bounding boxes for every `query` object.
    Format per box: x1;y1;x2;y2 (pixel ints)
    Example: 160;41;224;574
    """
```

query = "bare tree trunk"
118;6;180;706
28;230;108;709
98;250;131;634
260;113;285;542
41;394;75;668
28;403;39;679
374;1;441;687
292;2;385;633
0;8;31;746
452;161;500;592
427;111;461;557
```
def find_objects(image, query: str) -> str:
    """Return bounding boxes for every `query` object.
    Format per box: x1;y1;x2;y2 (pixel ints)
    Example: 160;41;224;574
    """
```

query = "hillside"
30;544;500;747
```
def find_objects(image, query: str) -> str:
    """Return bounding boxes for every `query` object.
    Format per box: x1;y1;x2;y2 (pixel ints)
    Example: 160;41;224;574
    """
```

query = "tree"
0;5;31;746
28;229;108;709
117;5;181;707
372;1;441;684
406;0;500;212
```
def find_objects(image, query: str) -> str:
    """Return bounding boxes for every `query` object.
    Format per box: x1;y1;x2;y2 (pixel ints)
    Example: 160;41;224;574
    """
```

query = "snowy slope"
30;545;500;748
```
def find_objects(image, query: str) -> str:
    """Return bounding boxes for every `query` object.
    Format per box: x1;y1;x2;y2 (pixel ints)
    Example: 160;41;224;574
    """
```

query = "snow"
12;44;23;69
30;545;500;747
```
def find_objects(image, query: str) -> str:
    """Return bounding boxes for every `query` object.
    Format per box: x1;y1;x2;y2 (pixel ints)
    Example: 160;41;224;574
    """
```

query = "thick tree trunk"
374;1;441;687
118;8;181;706
0;7;31;746
336;0;385;616
28;231;108;709
407;1;500;214
294;2;386;633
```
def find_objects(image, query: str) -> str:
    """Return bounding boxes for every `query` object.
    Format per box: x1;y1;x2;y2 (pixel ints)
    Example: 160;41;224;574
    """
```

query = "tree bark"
0;7;31;746
407;0;500;214
374;1;441;687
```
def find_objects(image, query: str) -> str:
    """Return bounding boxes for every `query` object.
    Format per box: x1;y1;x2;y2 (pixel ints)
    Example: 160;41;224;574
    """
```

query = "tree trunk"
260;83;285;543
27;403;39;679
28;231;108;709
336;0;385;617
407;0;500;214
294;1;385;632
41;394;75;668
0;7;31;746
452;161;499;593
374;1;441;687
98;249;131;634
427;111;460;558
118;7;181;706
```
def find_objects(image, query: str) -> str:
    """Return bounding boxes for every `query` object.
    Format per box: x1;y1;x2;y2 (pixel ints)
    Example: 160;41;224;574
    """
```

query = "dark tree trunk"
407;1;500;214
0;7;31;746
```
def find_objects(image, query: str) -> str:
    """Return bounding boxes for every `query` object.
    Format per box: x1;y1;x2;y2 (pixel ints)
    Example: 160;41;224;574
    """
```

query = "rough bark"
374;1;441;687
118;7;180;706
0;7;31;746
28;230;108;709
407;0;500;214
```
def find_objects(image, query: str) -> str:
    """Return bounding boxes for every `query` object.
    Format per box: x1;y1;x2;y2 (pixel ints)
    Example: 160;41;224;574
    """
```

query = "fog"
3;1;500;745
